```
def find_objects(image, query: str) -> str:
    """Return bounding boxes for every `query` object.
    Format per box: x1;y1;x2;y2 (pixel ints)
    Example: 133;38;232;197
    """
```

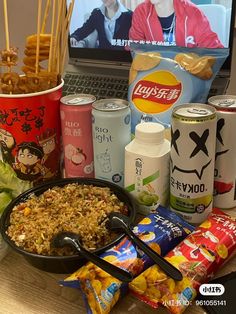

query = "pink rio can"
60;94;96;178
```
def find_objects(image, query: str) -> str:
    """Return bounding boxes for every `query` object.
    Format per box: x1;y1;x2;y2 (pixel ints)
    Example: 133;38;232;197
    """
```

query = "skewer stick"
57;0;66;74
3;0;12;93
3;0;10;50
54;0;63;72
60;0;74;74
48;0;56;72
35;0;42;74
59;0;67;73
41;0;51;33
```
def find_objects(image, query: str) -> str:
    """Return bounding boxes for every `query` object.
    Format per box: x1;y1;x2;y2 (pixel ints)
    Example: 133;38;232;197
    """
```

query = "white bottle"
124;122;170;215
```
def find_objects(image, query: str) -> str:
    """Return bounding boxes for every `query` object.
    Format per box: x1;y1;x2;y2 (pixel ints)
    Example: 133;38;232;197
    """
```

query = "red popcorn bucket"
0;80;64;185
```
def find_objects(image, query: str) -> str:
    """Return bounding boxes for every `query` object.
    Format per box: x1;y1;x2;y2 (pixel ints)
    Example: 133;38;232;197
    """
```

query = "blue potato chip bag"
128;45;229;133
60;206;194;314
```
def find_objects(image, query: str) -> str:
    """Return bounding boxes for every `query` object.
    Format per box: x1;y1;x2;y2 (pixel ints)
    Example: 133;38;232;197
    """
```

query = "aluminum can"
60;94;96;178
92;99;131;187
208;95;236;209
170;103;217;224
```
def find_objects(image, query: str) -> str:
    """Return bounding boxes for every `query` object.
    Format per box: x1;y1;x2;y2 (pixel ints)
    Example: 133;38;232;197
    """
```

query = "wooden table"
1;208;236;314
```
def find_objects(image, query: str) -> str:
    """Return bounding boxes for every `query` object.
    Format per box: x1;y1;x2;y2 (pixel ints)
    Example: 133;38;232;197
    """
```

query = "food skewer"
25;0;43;93
3;0;10;83
37;0;58;90
24;0;42;92
57;0;67;77
41;0;51;34
3;0;10;54
48;0;56;73
54;0;63;73
35;0;42;75
2;0;16;94
1;0;74;94
60;0;74;74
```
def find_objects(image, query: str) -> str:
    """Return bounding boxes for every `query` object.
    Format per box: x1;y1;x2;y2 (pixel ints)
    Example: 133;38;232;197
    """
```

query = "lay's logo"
131;71;182;114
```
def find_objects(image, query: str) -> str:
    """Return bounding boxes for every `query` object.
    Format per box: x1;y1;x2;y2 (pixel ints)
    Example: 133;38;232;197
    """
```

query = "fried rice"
6;183;128;256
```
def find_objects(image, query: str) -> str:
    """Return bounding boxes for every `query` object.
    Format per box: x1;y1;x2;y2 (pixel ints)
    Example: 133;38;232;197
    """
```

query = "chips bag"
60;206;194;314
128;45;229;133
129;208;236;314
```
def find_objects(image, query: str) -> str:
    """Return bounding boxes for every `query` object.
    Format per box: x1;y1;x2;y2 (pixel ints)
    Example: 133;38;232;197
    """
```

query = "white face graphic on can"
214;115;234;199
171;108;215;180
215;118;229;160
171;126;211;179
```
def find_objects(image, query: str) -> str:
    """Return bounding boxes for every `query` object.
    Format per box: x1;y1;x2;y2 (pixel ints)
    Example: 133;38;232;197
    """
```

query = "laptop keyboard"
62;72;228;101
62;73;129;100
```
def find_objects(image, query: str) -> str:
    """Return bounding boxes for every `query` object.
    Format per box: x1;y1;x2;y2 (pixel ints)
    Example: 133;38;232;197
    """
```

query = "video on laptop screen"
68;0;233;52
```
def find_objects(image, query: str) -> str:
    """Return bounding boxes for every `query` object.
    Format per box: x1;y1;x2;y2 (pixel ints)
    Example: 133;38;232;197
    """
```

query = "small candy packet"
60;206;194;314
129;208;236;314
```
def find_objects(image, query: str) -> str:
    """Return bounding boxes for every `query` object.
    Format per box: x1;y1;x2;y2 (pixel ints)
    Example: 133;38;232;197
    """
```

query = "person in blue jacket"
70;0;133;50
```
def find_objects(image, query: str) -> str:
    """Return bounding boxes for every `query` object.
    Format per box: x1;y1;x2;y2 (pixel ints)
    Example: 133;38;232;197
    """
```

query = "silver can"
208;95;236;209
92;99;131;187
170;103;217;224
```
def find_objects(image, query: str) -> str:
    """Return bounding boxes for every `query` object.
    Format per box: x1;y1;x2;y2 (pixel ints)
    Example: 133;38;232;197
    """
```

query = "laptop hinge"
70;58;131;70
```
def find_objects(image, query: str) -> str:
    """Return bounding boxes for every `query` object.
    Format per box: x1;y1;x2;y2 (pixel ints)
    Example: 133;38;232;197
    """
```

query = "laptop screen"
68;0;235;70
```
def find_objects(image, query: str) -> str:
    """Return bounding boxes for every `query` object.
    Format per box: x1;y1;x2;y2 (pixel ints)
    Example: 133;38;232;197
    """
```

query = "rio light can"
170;103;217;224
92;99;131;187
60;94;96;178
208;95;236;209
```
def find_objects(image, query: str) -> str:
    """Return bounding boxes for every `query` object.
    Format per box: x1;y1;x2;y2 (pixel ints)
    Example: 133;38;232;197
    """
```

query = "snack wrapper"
60;206;194;314
128;45;229;133
129;208;236;314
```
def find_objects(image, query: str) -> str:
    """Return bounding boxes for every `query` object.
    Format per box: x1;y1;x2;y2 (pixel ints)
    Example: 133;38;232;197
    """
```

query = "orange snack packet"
129;209;236;314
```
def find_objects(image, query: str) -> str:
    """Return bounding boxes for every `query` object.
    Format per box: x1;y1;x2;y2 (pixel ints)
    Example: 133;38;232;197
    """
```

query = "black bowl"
0;178;136;274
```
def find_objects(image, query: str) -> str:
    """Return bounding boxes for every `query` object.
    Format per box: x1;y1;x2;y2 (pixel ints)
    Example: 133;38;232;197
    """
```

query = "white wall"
214;0;232;9
70;0;102;33
0;0;38;74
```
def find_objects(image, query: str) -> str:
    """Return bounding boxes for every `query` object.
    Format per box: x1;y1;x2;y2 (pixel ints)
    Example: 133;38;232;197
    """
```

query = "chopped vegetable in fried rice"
7;183;128;256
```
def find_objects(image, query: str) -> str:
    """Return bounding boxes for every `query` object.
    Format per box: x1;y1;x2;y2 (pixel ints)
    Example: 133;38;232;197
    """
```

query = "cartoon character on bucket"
37;128;60;179
13;141;46;182
0;128;16;165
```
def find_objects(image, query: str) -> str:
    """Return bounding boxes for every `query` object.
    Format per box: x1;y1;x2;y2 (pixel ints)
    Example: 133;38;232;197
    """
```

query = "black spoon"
52;231;133;282
107;212;183;281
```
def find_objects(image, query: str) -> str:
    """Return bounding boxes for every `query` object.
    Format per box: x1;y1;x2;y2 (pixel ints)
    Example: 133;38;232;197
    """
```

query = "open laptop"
63;0;235;100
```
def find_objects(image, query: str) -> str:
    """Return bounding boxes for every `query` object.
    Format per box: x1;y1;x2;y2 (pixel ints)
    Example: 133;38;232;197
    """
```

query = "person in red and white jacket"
129;0;224;48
